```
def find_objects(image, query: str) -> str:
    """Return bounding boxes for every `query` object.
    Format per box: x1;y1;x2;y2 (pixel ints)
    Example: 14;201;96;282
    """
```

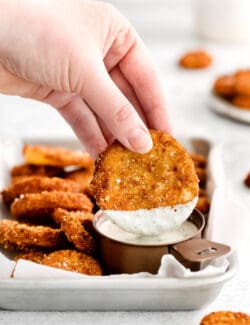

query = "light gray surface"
0;0;249;323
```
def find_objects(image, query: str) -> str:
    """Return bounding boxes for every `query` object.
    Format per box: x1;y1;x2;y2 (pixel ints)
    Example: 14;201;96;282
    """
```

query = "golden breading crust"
14;250;47;263
92;130;199;210
23;144;93;168
195;167;207;188
190;153;207;168
53;208;95;255
179;50;212;69
235;70;250;96
213;75;236;98
200;311;250;325
10;191;93;220
196;196;210;214
231;95;250;110
0;220;67;250
198;188;207;197
245;172;250;188
42;249;102;275
1;176;82;205
64;168;93;194
11;163;63;178
53;208;94;231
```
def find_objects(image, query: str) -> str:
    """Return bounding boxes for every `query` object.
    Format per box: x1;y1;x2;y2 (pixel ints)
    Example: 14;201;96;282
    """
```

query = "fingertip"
127;127;153;154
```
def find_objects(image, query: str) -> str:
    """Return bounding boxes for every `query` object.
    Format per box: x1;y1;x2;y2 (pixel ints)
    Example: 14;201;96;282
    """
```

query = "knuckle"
111;27;134;57
113;103;133;124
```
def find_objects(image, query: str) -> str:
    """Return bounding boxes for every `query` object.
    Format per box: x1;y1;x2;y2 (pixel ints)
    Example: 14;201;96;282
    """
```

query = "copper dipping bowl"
93;209;230;275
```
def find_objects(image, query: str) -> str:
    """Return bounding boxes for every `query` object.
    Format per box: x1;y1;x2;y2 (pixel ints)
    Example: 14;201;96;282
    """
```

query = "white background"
0;0;249;324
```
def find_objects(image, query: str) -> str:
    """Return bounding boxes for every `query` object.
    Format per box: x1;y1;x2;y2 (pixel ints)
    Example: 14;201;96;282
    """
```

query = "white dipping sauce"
104;197;198;236
97;216;198;245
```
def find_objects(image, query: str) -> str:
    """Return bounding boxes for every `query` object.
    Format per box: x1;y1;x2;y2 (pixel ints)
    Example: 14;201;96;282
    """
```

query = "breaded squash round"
179;50;212;69
231;95;250;110
53;208;95;255
23;144;93;168
235;69;250;96
1;176;81;205
11;163;63;178
213;75;236;98
200;311;250;325
0;220;67;250
10;191;93;220
42;249;102;275
14;250;47;263
92;130;199;210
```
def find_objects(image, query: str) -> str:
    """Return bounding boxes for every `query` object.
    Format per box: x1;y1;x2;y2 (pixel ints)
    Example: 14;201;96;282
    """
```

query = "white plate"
209;94;250;124
0;136;237;311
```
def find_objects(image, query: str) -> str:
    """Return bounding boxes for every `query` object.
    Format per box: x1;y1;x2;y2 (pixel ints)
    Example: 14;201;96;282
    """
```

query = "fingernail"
127;127;153;153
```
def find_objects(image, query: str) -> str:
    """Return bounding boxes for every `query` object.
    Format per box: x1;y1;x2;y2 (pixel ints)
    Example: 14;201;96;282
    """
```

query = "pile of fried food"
0;144;102;276
190;153;210;215
0;142;210;276
213;69;250;110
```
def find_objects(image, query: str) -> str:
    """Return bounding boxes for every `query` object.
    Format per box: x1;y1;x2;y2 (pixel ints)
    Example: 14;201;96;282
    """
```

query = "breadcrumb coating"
244;172;250;188
11;163;63;178
14;250;47;263
231;95;250;110
92;130;199;210
190;153;207;168
64;168;93;194
235;70;250;96
195;167;207;188
196;196;210;214
0;220;67;249
10;191;93;220
42;249;102;275
23;144;93;168
179;50;212;69
213;75;236;98
200;311;250;325
53;208;95;255
1;176;81;205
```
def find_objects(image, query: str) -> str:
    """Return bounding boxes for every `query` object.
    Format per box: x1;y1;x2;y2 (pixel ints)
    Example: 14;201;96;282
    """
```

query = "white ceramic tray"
0;136;237;311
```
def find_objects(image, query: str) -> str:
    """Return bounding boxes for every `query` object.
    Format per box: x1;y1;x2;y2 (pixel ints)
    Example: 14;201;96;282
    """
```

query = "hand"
0;0;171;157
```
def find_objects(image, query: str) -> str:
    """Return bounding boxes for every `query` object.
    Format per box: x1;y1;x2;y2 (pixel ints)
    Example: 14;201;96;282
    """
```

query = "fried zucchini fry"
11;163;63;178
235;69;250;96
53;208;95;255
213;75;236;98
10;191;93;220
53;208;94;231
14;250;47;263
196;196;210;214
200;311;250;325
245;172;250;188
231;95;250;110
42;249;102;275
92;130;199;210
23;144;93;168
195;167;207;188
190;153;207;168
64;168;93;194
198;188;207;197
2;176;81;205
0;220;67;250
179;50;212;69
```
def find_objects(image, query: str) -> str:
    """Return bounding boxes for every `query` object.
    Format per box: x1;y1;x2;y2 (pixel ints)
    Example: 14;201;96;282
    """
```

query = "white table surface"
0;0;249;324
